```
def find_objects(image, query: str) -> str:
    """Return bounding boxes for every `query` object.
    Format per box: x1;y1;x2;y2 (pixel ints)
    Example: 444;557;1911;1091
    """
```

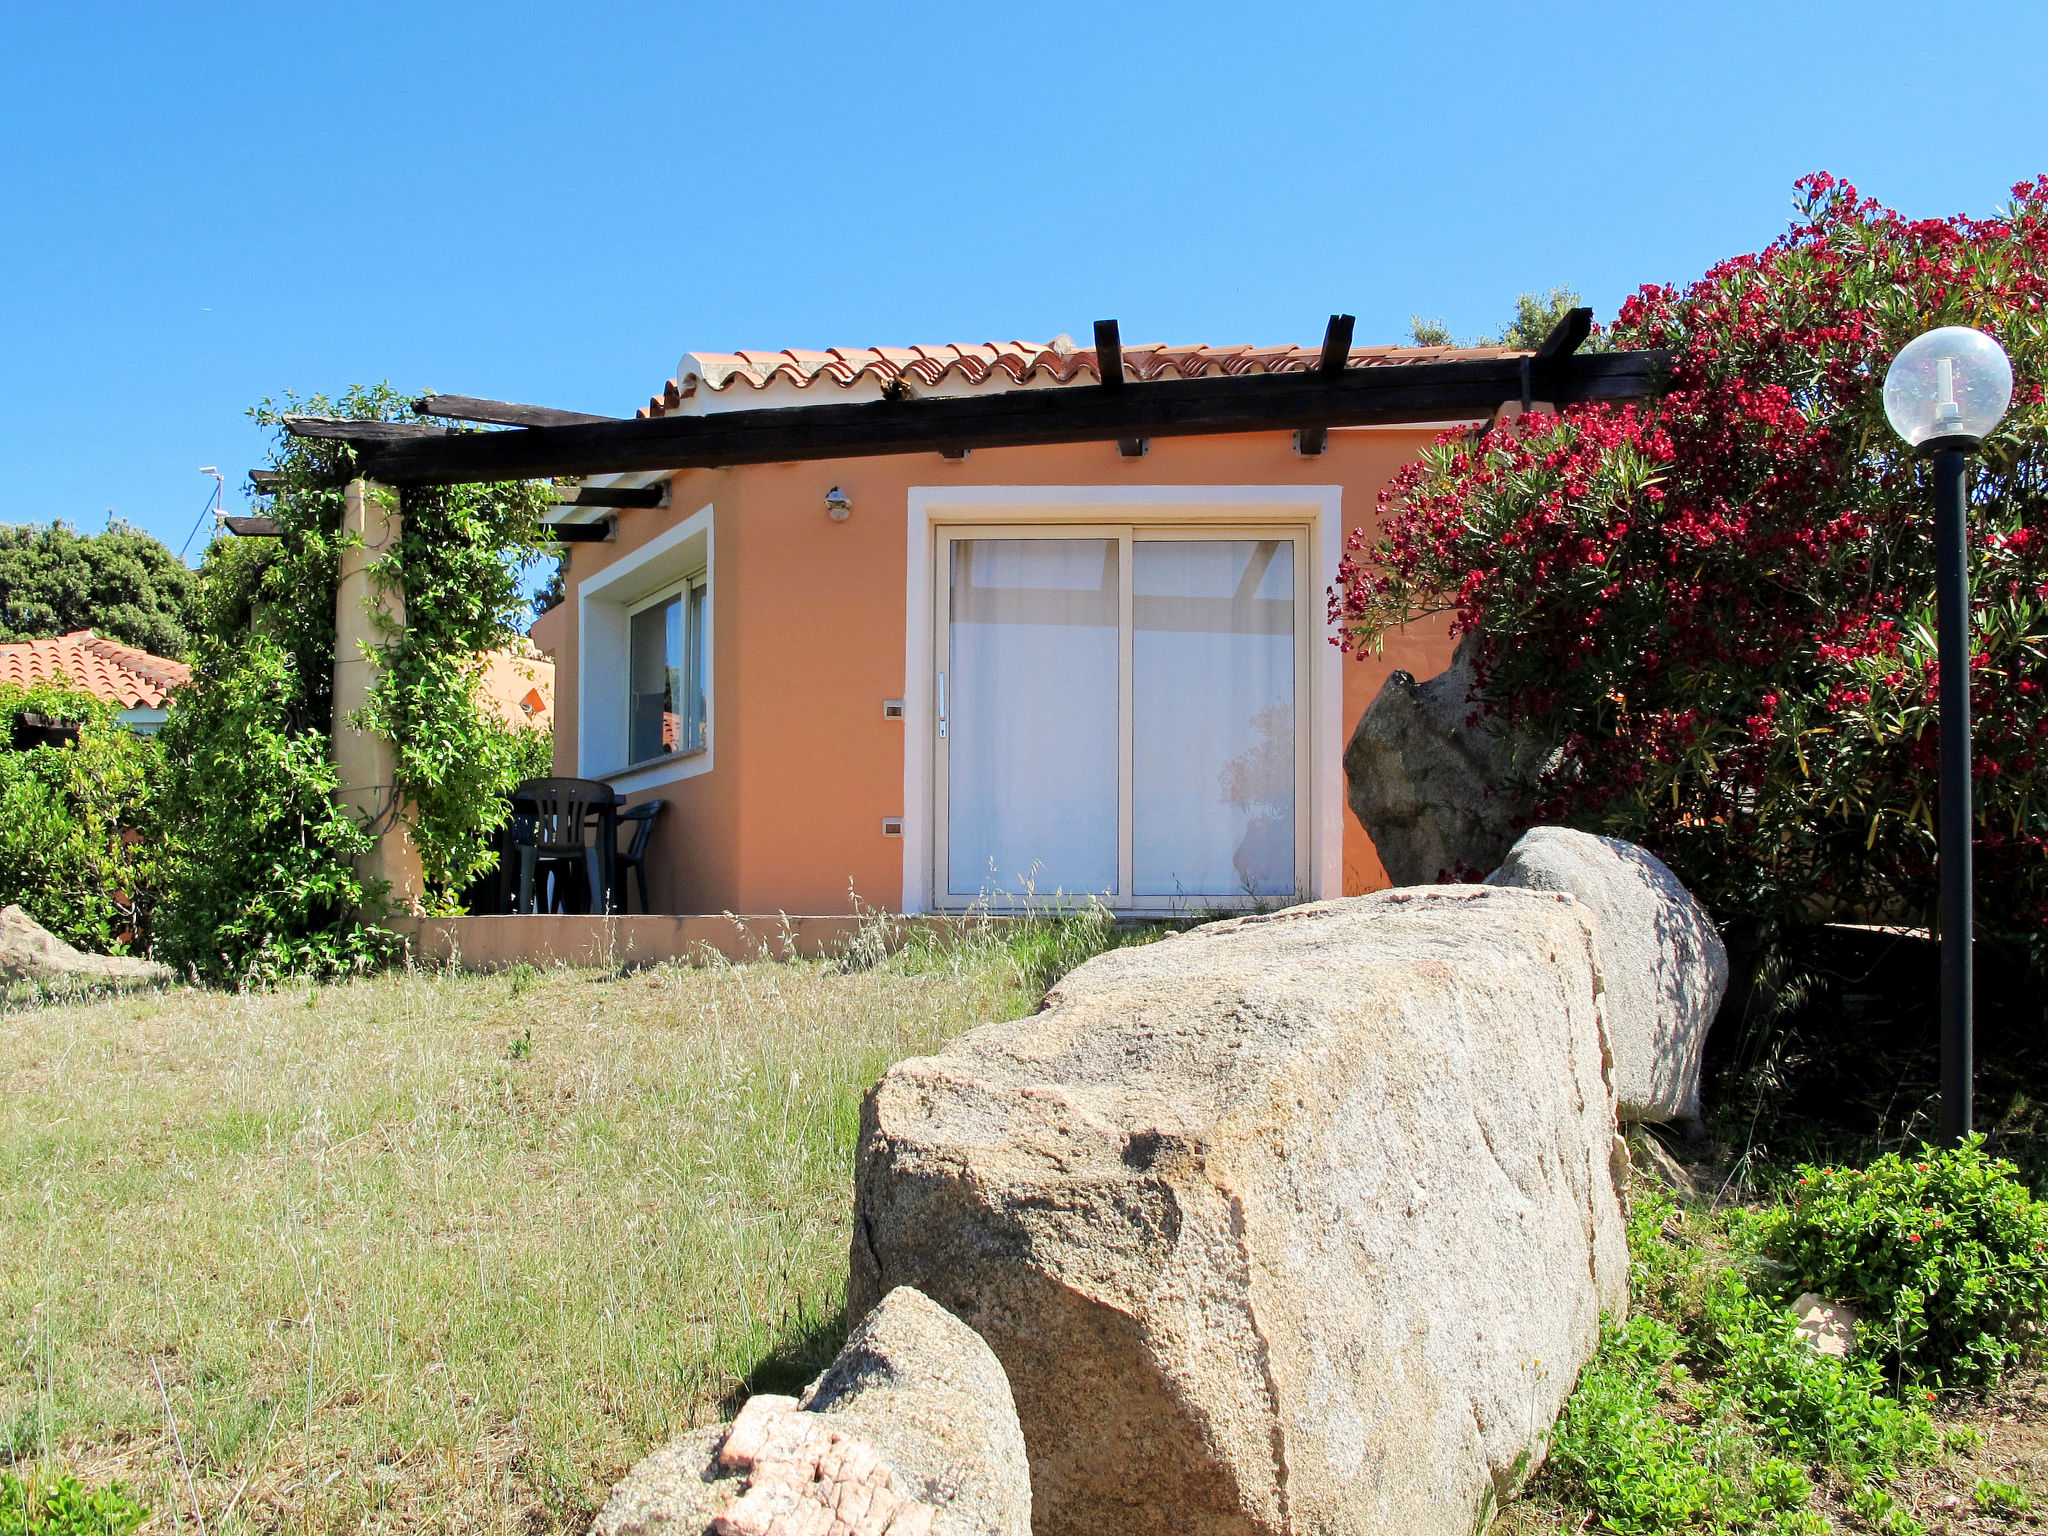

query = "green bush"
152;384;553;981
0;1472;147;1536
151;631;392;983
1541;1190;1937;1533
1758;1139;2048;1388
0;682;159;954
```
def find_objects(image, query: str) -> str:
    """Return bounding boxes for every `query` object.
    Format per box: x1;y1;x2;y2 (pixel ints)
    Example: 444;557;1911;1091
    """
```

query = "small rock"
1627;1130;1699;1198
0;904;172;989
1791;1293;1858;1359
593;1288;1027;1536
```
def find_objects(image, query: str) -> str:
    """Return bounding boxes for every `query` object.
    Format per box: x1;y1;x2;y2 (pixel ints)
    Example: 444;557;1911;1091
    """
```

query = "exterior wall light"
824;486;853;521
1881;324;2014;1144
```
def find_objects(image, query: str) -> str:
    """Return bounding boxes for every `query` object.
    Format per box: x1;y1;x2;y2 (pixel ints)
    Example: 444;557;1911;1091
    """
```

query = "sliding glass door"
934;524;1307;910
944;536;1121;898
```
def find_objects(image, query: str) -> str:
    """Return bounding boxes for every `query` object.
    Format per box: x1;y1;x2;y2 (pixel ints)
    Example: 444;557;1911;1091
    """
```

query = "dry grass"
0;930;1055;1533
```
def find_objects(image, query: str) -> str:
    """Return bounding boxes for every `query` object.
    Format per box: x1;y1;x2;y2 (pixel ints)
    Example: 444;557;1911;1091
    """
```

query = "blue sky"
5;0;2047;557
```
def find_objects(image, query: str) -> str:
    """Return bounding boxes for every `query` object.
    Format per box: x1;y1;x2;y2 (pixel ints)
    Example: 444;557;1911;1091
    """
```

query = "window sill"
597;747;715;797
606;747;708;781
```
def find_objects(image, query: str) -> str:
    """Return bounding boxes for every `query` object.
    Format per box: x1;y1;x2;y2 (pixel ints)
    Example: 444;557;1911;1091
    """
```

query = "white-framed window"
626;574;708;766
575;499;715;794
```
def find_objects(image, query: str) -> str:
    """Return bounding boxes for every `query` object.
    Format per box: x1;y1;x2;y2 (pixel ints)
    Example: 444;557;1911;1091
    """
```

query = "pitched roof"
639;336;1522;418
0;631;190;709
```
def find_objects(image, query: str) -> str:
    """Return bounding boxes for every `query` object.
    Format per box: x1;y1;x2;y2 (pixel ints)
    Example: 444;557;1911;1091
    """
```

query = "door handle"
937;672;947;739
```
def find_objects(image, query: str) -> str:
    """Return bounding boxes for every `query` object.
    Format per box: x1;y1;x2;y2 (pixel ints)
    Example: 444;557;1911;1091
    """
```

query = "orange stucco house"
525;336;1502;922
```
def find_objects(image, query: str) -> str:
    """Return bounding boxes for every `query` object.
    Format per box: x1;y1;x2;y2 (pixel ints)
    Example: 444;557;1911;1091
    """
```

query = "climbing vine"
154;384;552;981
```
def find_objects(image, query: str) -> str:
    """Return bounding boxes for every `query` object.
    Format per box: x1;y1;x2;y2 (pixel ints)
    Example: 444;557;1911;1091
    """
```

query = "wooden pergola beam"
283;415;453;442
547;517;616;543
415;394;617;428
552;484;667;509
347;347;1667;488
1297;314;1359;455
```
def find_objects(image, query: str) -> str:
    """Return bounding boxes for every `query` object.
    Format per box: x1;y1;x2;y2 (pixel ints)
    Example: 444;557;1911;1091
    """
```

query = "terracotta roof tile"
0;631;191;709
638;335;1523;418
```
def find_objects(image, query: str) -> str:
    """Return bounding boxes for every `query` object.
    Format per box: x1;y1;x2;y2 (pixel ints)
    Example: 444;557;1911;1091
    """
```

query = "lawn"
0;924;1088;1534
12;916;2048;1536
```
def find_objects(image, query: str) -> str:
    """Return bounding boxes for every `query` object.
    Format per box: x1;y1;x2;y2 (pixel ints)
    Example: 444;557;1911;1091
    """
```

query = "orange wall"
553;428;1460;914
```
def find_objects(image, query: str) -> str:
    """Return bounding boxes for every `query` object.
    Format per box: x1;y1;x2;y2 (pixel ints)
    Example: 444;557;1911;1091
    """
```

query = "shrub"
152;385;552;980
0;1472;147;1536
1541;1189;1937;1533
0;682;159;954
151;633;391;982
1333;173;2048;962
1758;1139;2048;1388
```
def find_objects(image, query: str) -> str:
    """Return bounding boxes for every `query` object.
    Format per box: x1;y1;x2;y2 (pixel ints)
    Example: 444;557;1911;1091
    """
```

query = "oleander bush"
1758;1139;2048;1388
1334;173;2048;969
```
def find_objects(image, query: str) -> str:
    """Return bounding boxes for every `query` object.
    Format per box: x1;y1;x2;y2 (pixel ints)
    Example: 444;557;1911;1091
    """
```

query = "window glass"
947;537;1119;899
1132;539;1294;898
628;580;706;764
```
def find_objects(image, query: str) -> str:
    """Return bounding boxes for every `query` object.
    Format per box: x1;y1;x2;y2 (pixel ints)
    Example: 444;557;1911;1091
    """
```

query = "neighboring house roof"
639;336;1524;418
478;643;553;731
0;631;190;709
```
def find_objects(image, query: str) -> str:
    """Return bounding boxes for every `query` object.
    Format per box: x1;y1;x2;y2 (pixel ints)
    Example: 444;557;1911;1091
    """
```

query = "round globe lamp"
1881;325;2013;1144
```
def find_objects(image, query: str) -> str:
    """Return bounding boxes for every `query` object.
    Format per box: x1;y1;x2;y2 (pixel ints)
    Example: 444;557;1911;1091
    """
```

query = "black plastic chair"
510;778;618;915
612;800;664;913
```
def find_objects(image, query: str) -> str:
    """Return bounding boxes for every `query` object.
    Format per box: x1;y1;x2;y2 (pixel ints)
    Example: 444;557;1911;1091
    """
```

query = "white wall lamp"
824;486;853;522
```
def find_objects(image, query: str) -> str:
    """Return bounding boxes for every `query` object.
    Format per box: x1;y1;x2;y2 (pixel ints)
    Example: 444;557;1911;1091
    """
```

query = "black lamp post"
1882;325;2014;1145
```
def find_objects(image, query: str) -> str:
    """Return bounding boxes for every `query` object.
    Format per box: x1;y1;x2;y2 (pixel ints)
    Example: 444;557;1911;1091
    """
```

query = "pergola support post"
332;477;423;912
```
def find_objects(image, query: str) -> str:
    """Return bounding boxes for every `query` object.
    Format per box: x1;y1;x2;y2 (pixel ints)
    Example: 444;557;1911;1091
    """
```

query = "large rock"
0;904;172;989
1487;827;1728;1124
1344;633;1551;885
852;886;1630;1536
592;1285;1030;1536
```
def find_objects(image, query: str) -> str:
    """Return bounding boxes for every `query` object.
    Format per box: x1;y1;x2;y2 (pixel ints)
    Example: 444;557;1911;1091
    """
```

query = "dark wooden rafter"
282;415;453;441
1295;313;1358;456
1095;319;1150;457
248;468;283;490
548;516;616;543
1517;306;1596;410
1094;319;1125;391
552;484;667;509
415;394;617;428
1532;306;1595;362
222;516;280;536
339;336;1666;488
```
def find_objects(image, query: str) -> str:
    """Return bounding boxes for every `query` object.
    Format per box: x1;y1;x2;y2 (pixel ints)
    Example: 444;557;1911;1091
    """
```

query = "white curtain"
1132;539;1295;898
947;538;1119;899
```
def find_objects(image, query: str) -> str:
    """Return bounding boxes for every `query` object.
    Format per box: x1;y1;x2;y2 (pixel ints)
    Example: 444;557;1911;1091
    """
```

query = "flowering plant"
1334;175;2048;954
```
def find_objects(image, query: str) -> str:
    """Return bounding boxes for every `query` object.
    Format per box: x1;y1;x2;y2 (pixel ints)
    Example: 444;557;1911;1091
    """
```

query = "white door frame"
901;484;1345;914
